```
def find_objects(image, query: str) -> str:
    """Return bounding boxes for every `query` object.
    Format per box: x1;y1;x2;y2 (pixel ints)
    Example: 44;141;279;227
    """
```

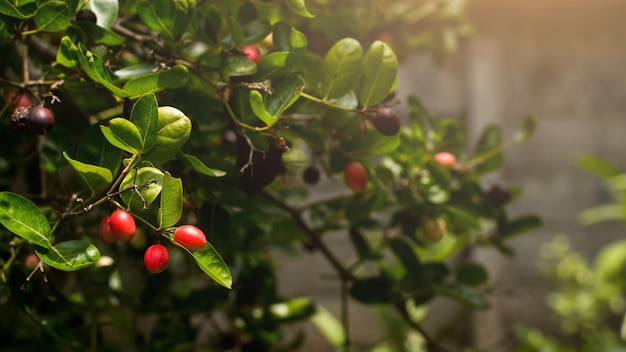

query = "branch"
394;302;454;352
260;190;354;282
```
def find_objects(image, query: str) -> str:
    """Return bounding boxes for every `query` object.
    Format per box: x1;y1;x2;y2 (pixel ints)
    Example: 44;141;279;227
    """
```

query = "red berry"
109;209;136;241
434;152;456;169
241;44;261;64
343;161;368;193
144;244;169;273
372;108;400;136
173;225;206;252
24;253;39;270
7;92;33;109
99;216;117;244
26;106;55;135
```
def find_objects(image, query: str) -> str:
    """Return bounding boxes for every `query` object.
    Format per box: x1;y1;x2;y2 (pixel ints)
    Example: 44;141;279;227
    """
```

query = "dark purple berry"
303;166;321;185
485;185;511;207
76;9;97;23
26;106;55;135
372;108;400;136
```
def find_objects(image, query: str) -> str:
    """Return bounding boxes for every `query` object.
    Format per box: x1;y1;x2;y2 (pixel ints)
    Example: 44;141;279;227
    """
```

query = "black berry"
26;106;55;135
76;9;97;23
372;108;400;136
303;166;321;185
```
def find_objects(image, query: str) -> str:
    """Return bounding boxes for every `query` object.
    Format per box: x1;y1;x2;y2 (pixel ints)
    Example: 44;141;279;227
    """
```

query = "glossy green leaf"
57;36;80;69
228;15;243;45
433;283;490;309
348;228;377;260
79;48;129;97
242;18;271;46
265;74;305;116
75;21;125;46
0;0;36;19
283;0;314;18
389;237;422;270
142;106;192;164
166;233;232;288
514;115;538;143
159;172;182;229
456;263;488;287
498;215;542;239
76;124;122;177
113;64;160;80
36;240;100;271
474;125;503;174
129;94;159;153
120;167;164;211
254;51;291;79
63;152;113;199
89;0;118;29
322;38;362;99
310;306;346;349
269;297;316;322
289;27;308;52
249;90;278;126
182;153;226;177
575;153;622;178
358;40;398;108
349;275;395;304
222;55;257;79
100;118;143;154
137;0;188;39
34;1;71;32
579;204;626;226
122;64;189;98
272;22;291;52
0;192;51;248
342;130;400;156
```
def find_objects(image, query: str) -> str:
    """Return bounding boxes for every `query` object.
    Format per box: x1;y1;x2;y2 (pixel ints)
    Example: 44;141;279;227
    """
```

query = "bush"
0;0;538;350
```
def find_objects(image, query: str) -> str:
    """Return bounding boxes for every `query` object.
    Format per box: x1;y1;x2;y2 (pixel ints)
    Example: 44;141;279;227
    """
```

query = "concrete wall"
277;1;626;350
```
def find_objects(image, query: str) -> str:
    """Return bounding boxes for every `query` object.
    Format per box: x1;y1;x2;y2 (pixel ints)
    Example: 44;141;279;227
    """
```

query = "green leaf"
120;167;164;211
265;74;305;117
456;263;488;287
575;153;622;178
182;153;226;177
253;51;291;80
137;0;188;39
34;1;71;32
269;297;316;322
514;115;538;143
78;48;129;97
122;64;189;98
222;55;257;79
342;130;400;156
0;0;37;19
358;40;398;108
100;118;143;154
272;22;291;52
142;106;192;164
0;192;51;248
348;228;377;260
322;38;362;99
57;36;80;69
283;0;314;18
228;15;243;45
129;94;159;153
159;172;182;229
76;124;122;177
289;27;308;52
349;275;395;304
498;215;542;239
249;90;277;126
389;237;421;270
579;204;626;226
310;306;346;349
474;125;503;174
63;152;113;199
241;18;271;46
74;21;125;46
433;283;490;309
166;233;232;288
36;240;100;271
89;0;118;29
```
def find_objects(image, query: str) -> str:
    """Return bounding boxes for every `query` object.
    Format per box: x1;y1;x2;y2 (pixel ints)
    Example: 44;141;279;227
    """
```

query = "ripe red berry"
343;161;368;193
7;92;33;109
241;44;261;64
99;216;117;244
109;209;136;241
372;108;400;136
434;151;456;169
144;244;169;273
24;253;40;270
26;106;55;135
173;225;206;252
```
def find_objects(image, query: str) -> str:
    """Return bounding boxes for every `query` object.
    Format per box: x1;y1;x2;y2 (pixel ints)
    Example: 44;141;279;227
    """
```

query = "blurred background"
276;0;626;350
